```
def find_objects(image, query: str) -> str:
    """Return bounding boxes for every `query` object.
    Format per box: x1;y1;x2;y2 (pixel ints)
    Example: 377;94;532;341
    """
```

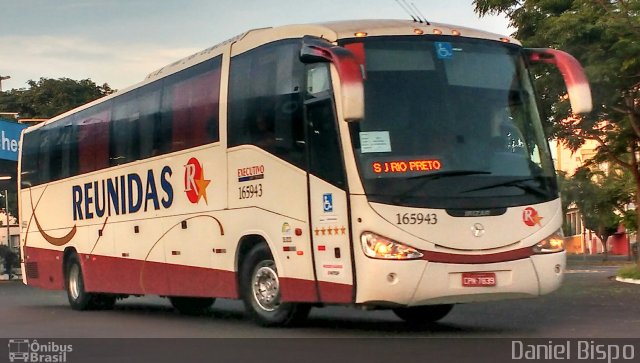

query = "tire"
169;297;215;316
240;244;311;326
65;254;116;310
392;304;454;324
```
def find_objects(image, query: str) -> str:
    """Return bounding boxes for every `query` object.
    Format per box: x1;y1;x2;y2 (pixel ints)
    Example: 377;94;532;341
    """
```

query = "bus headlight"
533;230;564;254
360;232;423;260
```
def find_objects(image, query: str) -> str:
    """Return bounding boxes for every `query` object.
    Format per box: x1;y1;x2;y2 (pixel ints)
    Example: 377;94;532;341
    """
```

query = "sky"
0;0;512;92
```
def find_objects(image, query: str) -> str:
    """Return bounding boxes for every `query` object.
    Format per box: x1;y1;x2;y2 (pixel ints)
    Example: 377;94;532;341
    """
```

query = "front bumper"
355;251;566;306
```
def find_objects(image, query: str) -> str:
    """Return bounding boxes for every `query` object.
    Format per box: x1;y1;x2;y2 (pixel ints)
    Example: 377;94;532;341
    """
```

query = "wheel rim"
69;264;81;301
252;262;280;312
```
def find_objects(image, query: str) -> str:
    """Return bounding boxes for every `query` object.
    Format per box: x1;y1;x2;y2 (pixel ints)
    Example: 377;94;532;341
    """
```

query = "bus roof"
31;19;517;130
147;19;516;81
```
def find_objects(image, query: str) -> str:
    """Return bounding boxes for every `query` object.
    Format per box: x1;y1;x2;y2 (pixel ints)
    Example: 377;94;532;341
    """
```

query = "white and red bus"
19;20;591;326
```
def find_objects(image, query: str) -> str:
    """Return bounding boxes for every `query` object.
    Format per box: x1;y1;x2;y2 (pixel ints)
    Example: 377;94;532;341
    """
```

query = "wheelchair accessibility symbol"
323;193;333;213
435;42;453;59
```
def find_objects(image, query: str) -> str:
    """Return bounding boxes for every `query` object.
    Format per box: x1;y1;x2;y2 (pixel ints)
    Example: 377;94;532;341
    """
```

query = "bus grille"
25;262;39;279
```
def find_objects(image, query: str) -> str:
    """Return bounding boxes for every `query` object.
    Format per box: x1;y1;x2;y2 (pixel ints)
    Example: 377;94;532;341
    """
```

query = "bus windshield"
343;36;557;210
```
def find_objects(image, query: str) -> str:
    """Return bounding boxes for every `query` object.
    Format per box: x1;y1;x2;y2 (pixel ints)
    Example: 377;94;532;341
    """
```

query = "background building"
0;117;29;249
551;139;631;256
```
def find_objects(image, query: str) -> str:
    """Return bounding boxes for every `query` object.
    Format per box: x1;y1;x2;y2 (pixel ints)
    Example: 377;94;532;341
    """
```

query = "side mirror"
526;48;592;114
300;36;364;122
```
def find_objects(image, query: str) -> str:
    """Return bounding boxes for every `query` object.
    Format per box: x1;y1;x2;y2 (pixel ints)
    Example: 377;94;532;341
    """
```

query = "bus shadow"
110;300;526;336
297;316;520;336
112;300;247;322
36;299;527;336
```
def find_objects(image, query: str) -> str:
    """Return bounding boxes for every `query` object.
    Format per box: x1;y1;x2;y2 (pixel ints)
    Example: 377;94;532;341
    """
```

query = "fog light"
387;273;398;284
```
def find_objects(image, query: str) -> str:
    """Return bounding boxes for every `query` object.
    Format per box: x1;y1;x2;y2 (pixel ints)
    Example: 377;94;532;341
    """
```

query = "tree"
474;0;640;264
0;77;114;119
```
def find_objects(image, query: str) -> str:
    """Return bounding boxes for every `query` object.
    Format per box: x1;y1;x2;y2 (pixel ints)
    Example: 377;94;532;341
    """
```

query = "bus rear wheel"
169;297;215;316
392;304;454;324
65;254;115;310
240;244;310;326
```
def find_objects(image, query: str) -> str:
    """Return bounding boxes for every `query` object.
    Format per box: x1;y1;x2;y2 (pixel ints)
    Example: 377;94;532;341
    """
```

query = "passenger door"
305;64;354;303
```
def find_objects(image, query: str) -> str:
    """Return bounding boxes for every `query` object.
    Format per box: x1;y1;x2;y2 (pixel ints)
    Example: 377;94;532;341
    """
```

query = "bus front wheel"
240;244;310;326
392;304;454;324
65;254;115;310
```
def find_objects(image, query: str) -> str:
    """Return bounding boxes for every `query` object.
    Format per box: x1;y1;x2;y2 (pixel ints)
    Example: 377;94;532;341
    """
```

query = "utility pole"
0;75;10;92
0;177;11;248
3;190;8;248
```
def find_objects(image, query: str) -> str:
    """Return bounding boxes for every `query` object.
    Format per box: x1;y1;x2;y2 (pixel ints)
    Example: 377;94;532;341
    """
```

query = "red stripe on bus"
279;277;318;302
422;247;534;264
83;253;239;298
23;247;238;298
279;278;353;303
23;247;65;290
23;247;349;303
318;281;353;303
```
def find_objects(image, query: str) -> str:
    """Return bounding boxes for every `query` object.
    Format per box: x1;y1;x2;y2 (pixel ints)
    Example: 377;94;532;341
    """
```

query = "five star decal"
314;226;347;236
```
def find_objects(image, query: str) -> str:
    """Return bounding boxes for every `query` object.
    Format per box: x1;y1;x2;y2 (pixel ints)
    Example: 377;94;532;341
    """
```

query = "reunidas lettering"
72;166;173;221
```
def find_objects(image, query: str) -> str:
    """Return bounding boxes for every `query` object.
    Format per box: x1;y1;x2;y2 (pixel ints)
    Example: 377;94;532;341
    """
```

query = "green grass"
617;265;640;280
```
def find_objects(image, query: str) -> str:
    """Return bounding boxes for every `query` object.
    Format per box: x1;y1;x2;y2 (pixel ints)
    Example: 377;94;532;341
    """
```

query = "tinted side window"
21;130;41;187
163;56;222;152
305;63;345;189
110;91;140;166
21;56;222;186
22;122;75;186
37;127;53;184
77;103;112;174
138;82;163;159
48;118;77;181
228;40;306;169
45;124;62;182
59;119;78;180
306;96;346;189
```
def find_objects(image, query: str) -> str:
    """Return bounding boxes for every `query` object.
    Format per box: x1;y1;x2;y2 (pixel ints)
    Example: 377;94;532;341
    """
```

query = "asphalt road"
0;257;638;338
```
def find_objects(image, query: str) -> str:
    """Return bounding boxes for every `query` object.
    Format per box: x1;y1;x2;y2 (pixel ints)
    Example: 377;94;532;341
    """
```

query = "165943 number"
239;184;263;199
395;213;437;225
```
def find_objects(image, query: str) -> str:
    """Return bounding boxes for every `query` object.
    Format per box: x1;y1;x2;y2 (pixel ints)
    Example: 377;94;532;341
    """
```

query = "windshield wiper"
408;170;491;181
462;177;549;197
392;170;492;203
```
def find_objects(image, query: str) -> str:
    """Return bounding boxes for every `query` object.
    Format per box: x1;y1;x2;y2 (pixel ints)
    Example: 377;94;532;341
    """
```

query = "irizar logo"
184;157;211;205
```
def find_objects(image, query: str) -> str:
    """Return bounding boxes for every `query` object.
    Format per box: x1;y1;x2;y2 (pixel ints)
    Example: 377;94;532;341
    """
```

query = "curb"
615;276;640;285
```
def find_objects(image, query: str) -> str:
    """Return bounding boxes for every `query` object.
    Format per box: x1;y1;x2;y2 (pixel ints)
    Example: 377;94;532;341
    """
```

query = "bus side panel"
162;212;237;298
80;254;167;296
22;246;65;290
156;263;237;298
20;185;70;291
105;218;168;295
227;147;318;302
79;253;237;298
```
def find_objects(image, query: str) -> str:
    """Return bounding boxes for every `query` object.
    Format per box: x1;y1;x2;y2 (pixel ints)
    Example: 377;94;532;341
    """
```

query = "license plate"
462;272;497;287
